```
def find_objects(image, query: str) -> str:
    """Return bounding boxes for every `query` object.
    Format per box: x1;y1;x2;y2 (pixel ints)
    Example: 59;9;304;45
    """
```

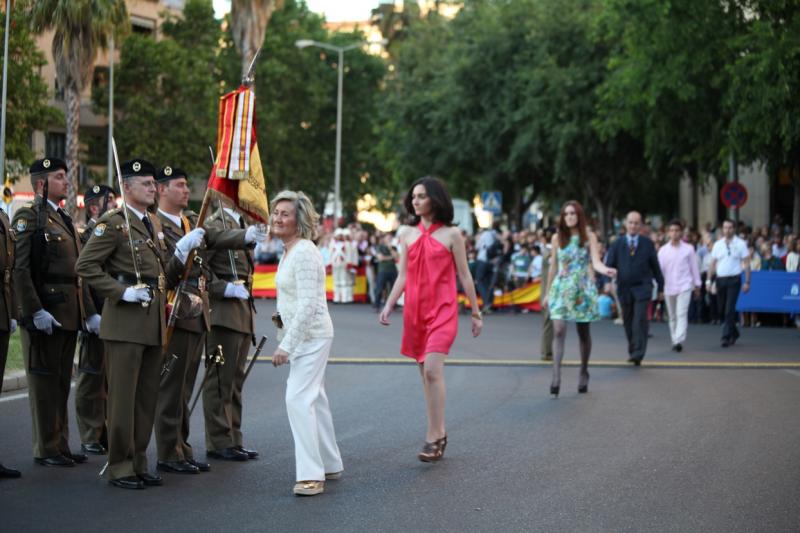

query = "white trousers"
665;290;692;345
285;337;343;482
332;265;353;303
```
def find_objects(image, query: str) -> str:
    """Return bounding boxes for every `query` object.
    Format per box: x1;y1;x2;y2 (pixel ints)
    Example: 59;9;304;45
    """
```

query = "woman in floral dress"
542;201;616;397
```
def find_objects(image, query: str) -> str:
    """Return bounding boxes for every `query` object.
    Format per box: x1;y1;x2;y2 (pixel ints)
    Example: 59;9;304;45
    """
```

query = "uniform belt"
115;273;165;291
46;274;79;285
183;277;206;289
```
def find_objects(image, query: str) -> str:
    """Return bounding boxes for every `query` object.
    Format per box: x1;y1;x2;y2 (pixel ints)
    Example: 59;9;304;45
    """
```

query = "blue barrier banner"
736;271;800;313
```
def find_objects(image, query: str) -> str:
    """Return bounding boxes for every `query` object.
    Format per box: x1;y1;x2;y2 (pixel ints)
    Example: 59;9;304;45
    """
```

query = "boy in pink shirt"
658;220;701;351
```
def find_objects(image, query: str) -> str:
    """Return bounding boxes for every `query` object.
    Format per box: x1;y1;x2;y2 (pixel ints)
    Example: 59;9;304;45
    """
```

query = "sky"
212;0;381;22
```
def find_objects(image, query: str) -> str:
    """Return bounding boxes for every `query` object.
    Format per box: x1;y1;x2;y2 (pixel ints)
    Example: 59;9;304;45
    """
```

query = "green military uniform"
202;208;256;453
540;244;553;360
0;207;20;477
13;194;93;460
154;207;247;465
75;204;182;481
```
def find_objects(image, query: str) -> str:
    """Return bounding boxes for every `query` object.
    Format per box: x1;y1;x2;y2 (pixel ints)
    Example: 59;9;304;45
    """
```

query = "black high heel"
578;371;589;394
550;383;560;397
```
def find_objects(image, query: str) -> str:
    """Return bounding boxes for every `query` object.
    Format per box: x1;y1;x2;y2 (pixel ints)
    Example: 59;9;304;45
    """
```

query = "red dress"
401;222;458;362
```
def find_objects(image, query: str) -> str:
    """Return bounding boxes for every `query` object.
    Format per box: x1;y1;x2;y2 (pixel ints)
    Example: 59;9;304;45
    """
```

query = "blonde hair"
270;190;319;241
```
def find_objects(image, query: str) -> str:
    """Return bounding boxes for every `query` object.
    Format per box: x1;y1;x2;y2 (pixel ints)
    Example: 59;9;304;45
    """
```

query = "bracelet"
472;312;483;320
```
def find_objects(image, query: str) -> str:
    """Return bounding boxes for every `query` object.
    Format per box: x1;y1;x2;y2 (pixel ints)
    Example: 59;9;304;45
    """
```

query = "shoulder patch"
94;223;107;237
15;218;27;232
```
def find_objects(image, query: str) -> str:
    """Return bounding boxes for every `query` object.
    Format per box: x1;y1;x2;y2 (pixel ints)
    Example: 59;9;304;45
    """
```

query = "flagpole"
0;0;12;182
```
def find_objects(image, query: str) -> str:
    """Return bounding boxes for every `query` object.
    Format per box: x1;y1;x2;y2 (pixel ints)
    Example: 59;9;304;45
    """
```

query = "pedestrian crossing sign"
481;191;503;215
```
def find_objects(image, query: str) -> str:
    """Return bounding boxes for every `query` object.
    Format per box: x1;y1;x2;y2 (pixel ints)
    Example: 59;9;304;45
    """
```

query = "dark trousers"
373;270;397;309
621;298;650;360
540;308;553;358
203;327;250;451
0;330;8;389
476;260;495;309
75;333;107;446
22;328;77;458
716;275;741;342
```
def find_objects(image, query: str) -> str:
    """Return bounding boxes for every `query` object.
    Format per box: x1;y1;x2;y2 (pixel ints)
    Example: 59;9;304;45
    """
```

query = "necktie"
57;208;75;236
142;215;154;239
628;237;636;257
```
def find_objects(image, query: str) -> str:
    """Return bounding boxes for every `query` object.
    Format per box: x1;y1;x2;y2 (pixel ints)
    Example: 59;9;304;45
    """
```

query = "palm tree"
30;0;127;215
231;0;283;79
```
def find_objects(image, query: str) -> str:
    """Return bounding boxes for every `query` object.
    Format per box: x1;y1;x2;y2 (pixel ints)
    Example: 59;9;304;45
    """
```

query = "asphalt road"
1;301;798;532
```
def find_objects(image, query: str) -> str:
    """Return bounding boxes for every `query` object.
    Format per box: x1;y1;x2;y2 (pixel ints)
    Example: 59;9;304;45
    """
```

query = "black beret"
29;157;68;176
156;165;187;183
83;184;115;202
120;159;156;179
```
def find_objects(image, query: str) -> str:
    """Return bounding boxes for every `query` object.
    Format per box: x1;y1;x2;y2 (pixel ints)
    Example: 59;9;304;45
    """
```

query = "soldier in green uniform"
202;206;260;461
75;159;205;489
152;166;265;474
74;184;116;455
0;203;20;478
13;157;95;467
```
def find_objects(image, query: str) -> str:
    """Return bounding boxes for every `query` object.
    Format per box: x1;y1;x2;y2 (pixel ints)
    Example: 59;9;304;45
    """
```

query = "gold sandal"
293;480;324;496
418;435;447;463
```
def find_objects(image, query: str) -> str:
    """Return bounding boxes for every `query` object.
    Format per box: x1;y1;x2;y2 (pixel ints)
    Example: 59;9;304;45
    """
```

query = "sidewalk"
2;369;27;393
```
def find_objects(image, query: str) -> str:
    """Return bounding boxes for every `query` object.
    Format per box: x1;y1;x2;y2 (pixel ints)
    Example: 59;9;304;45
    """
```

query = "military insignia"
15;219;27;232
94;223;107;237
164;167;172;176
43;159;51;169
133;162;142;172
92;185;100;193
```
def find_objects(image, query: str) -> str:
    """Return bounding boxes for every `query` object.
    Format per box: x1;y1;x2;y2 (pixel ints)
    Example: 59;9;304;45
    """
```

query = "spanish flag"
208;86;270;222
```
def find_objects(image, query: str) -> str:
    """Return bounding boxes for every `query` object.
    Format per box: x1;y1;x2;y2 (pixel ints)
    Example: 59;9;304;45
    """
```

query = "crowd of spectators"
252;215;799;328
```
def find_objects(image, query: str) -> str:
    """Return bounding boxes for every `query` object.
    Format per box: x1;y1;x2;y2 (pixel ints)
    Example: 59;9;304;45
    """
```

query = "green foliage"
0;0;61;167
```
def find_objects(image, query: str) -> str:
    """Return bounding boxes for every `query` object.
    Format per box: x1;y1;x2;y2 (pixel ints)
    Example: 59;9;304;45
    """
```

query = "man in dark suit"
605;211;664;365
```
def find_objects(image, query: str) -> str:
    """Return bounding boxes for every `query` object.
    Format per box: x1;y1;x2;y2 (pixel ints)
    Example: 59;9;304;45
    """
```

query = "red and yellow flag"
208;86;270;222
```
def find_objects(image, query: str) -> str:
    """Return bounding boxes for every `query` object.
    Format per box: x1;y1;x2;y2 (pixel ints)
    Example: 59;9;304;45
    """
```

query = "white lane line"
783;369;800;378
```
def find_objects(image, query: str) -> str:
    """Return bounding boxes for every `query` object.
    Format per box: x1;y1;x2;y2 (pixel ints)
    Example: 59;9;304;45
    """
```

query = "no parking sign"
720;182;748;209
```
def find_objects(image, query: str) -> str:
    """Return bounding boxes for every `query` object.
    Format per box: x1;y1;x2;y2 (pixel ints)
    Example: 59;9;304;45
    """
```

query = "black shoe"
578;371;589;394
672;343;683;352
234;446;259;459
67;452;88;464
550;384;560;398
81;443;107;455
207;447;249;461
0;463;21;478
627;357;642;366
137;472;163;486
721;339;730;348
157;460;199;474
110;476;144;490
34;454;75;467
186;458;211;472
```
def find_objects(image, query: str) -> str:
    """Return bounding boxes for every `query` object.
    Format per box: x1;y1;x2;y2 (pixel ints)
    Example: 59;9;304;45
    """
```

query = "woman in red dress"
379;177;482;462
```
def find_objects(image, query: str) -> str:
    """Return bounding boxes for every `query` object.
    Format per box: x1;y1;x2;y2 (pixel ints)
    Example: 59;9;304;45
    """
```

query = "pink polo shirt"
658;240;701;296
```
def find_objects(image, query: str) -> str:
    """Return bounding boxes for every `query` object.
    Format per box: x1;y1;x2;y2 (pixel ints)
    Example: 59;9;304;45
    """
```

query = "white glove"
9;318;17;334
85;314;101;335
223;282;250;300
175;228;206;264
33;309;62;335
245;225;268;244
122;286;152;304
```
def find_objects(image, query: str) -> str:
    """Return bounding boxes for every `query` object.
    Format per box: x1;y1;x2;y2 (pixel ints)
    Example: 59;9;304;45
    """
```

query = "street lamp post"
295;38;384;223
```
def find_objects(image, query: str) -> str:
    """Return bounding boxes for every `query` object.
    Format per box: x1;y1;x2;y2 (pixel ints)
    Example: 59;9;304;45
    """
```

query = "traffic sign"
720;182;748;209
481;191;503;215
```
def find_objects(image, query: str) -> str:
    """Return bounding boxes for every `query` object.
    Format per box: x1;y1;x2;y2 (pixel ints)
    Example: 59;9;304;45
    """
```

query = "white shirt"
125;204;148;221
476;230;497;262
275;240;334;354
711;237;749;277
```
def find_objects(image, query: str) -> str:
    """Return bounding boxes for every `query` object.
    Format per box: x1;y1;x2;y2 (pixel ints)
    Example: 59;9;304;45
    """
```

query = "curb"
2;370;27;393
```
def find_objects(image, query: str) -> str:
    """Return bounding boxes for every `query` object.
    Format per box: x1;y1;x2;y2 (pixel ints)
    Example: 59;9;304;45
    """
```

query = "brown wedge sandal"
418;435;447;463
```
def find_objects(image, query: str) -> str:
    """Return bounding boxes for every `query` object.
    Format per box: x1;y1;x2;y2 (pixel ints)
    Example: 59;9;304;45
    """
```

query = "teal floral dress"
548;235;599;322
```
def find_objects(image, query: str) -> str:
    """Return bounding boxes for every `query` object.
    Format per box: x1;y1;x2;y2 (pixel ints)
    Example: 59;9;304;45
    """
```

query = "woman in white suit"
270;190;343;496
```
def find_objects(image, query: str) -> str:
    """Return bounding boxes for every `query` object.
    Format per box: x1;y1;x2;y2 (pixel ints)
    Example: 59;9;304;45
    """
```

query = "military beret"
29;157;68;176
120;159;156;179
156;165;187;183
83;184;115;202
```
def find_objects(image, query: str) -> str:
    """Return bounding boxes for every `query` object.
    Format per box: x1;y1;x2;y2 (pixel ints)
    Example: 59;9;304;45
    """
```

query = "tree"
30;0;128;216
0;0;61;168
231;0;283;79
93;0;221;181
725;0;800;233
